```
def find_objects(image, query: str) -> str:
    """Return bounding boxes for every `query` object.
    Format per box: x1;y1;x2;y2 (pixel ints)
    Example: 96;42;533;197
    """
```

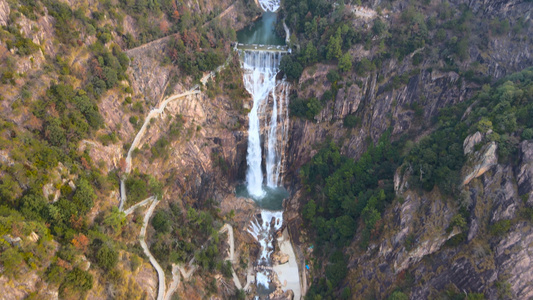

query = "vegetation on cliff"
299;66;533;299
0;0;243;297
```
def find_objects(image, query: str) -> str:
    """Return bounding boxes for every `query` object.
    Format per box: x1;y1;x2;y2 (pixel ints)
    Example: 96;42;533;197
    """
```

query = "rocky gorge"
0;0;532;299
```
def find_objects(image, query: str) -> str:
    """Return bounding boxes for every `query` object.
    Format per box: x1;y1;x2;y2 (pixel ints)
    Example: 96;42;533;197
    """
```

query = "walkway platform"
236;43;290;53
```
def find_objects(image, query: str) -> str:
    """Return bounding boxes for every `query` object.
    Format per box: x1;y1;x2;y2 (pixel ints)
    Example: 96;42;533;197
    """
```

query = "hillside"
0;0;532;299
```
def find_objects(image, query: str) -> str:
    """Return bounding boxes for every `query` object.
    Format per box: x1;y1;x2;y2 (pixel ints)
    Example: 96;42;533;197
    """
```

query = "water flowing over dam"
236;0;301;297
242;50;289;198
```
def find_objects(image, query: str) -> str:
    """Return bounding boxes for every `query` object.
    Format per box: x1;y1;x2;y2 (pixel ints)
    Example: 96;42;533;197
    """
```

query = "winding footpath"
119;82;207;210
124;196;155;216
139;198;165;300
117;60;231;300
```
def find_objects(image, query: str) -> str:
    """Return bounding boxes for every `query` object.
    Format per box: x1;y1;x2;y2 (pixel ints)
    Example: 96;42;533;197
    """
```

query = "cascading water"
257;0;280;12
240;49;292;294
247;211;283;289
243;51;288;197
237;0;300;296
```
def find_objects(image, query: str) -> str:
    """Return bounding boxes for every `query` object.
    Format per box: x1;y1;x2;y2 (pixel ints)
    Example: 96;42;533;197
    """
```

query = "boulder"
272;252;289;265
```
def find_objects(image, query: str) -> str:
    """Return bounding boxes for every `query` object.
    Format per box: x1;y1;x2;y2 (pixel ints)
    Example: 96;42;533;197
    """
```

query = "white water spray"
246;210;283;288
243;51;287;197
239;0;296;294
266;82;289;187
257;0;280;12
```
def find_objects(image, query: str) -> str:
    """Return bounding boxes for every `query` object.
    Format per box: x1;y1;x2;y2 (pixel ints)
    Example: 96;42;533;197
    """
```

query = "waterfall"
257;0;280;12
266;81;289;187
243;50;287;197
238;0;299;294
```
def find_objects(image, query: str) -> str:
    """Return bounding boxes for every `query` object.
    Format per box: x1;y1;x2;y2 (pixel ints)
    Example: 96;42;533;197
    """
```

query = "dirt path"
118;89;200;210
118;44;233;298
125;89;200;174
139;198;165;300
124;196;155;215
164;264;180;300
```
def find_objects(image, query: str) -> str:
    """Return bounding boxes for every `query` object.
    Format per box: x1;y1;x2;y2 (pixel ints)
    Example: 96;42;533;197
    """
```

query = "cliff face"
342;139;533;299
284;0;533;298
286;63;470;177
120;47;250;205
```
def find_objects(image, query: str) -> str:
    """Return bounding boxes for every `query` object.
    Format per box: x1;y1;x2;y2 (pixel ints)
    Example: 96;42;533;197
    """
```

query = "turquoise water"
235;184;288;210
237;12;285;46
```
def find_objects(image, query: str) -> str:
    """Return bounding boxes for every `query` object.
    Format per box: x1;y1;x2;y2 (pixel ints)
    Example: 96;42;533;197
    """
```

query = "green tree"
338;52;352;73
0;248;24;278
46;118;67;147
103;207;126;235
372;18;386;36
61;267;93;294
388;291;409;300
72;179;96;215
126;176;148;204
302;41;318;65
280;56;303;81
151;210;171;233
95;244;118;271
326;31;342;61
0;174;22;205
20;193;48;220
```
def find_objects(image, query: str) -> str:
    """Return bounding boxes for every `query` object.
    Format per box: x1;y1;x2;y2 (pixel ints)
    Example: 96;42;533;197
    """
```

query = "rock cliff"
340;138;533;299
284;0;533;298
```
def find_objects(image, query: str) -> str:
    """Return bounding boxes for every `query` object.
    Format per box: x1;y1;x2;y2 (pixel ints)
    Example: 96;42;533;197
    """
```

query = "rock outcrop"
462;142;498;186
517;140;533;204
326;139;533;299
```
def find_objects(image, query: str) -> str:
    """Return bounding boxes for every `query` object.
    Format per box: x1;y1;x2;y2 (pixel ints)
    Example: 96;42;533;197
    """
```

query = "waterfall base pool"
235;184;289;210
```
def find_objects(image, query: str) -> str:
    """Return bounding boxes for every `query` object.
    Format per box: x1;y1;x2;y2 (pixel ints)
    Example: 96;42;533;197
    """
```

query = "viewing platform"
235;43;290;53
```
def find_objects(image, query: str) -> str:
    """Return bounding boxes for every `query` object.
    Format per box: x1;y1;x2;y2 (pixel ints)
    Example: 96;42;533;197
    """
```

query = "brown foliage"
118;157;127;173
70;215;84;231
57;258;72;270
172;10;180;20
159;20;169;34
182;29;200;50
25;114;43;131
81;157;91;170
90;58;104;80
71;233;89;253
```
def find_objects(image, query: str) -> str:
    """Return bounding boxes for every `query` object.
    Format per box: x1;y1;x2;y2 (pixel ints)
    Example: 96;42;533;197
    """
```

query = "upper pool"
237;12;285;46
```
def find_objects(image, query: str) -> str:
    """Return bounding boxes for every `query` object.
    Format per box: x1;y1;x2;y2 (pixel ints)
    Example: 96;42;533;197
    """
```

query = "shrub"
279;55;303;81
95;244;118;271
151;210;171;233
490;219;511;236
388;291;409;300
289;97;322;120
125;176;147;205
0;247;24;278
522;128;533;140
60;267;93;294
343;114;360;128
